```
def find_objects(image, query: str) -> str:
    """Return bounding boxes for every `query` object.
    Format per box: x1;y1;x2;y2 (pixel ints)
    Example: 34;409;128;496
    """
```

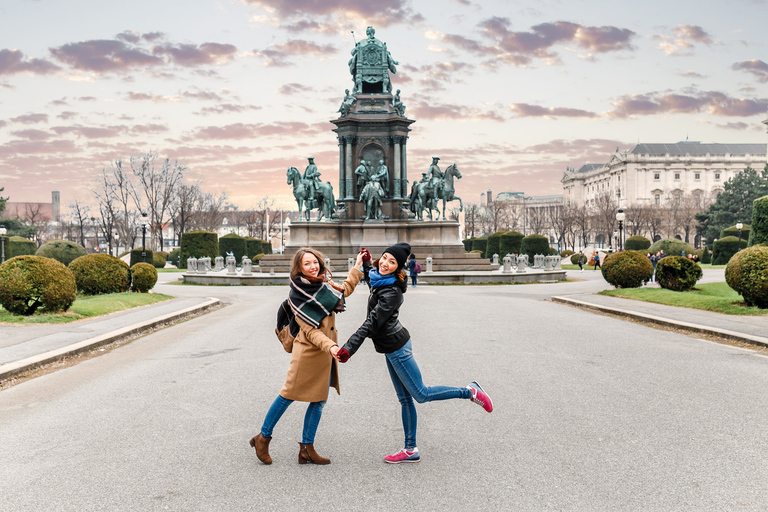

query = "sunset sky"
2;0;767;212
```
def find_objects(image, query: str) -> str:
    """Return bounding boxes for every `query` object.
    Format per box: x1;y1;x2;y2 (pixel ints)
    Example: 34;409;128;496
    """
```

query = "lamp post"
736;222;743;251
0;226;6;263
114;233;120;257
613;230;618;251
140;213;149;262
90;216;99;252
616;208;625;251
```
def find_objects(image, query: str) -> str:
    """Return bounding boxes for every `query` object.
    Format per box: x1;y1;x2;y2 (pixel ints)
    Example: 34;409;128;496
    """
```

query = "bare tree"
547;203;571;250
483;200;510;234
69;198;91;248
592;193;618;248
193;190;230;232
24;203;51;246
463;203;481;238
170;182;201;245
252;197;276;240
573;206;591;248
526;206;548;235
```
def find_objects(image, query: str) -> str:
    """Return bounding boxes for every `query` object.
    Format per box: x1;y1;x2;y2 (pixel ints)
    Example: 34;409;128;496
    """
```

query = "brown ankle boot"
298;443;330;465
249;434;272;465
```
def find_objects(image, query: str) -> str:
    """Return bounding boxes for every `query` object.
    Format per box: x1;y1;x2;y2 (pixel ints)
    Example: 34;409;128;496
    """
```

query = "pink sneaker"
384;448;420;464
468;381;493;412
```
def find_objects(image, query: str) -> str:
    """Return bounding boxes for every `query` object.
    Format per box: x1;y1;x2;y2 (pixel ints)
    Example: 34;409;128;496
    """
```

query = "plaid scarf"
288;274;345;328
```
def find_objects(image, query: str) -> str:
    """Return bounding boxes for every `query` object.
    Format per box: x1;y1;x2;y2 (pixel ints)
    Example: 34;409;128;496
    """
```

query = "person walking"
650;252;657;282
336;242;493;464
578;250;586;272
250;247;366;465
593;252;601;271
407;253;419;288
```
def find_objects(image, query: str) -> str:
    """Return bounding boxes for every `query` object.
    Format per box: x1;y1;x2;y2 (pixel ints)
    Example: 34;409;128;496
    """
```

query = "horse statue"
439;163;463;220
408;163;462;221
286;167;336;221
360;180;385;220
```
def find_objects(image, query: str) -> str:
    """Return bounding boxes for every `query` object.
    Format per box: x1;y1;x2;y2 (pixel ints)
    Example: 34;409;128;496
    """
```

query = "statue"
354;157;369;196
408;159;463;221
427;156;443;192
303;157;321;206
287;165;337;222
359;160;389;220
348;26;399;94
337;89;356;117
392;89;405;116
373;159;390;197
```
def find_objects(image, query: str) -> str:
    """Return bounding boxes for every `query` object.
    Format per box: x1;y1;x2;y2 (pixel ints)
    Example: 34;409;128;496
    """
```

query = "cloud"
715;122;749;130
654;25;714;56
409;98;505;122
57;111;77;120
116;30;165;44
0;48;60;75
607;90;767;118
195;104;263;115
188;122;322;140
51;124;126;138
509;103;599;119
10;113;49;124
0;120;6;129
130;124;169;134
126;91;171;102
400;61;473;91
277;83;312;95
255;40;338;67
242;0;423;27
152;42;237;67
10;129;52;141
732;59;768;82
182;89;223;101
680;70;706;79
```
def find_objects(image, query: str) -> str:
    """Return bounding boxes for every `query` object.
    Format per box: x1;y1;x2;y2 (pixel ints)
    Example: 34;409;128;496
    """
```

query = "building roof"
575;163;604;173
629;142;766;156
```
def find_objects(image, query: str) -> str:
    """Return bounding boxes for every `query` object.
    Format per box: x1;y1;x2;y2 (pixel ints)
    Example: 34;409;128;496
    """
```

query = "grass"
157;268;185;273
598;282;768;316
0;292;174;325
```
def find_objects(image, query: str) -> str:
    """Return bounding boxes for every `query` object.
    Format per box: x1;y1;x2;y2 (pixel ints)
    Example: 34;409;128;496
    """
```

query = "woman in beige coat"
250;247;365;465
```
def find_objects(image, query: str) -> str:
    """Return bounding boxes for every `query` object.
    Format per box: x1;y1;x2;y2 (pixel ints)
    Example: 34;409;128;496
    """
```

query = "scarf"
288;273;345;328
369;269;397;288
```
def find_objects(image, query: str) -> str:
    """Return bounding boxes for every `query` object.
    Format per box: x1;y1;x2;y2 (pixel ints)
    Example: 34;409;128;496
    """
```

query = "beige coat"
280;268;363;402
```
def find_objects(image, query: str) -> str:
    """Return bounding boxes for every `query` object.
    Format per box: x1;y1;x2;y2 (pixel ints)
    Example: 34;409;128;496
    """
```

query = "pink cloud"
0;49;60;76
255;40;338;67
9;129;52;141
51;124;126;138
152;42;237;67
510;103;599;119
409;98;504;122
654;25;714;56
243;0;423;26
195;104;263;115
10;113;49;124
50;40;163;72
188;122;322;140
732;59;768;83
278;83;312;95
608;90;767;118
130;124;169;134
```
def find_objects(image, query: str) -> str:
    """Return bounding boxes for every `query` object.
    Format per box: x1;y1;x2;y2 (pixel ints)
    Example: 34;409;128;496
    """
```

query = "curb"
0;297;221;383
551;296;768;349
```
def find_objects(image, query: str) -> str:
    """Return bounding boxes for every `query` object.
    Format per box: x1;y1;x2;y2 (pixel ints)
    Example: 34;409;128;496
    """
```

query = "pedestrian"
336;242;493;464
593;252;601;270
649;252;657;282
250;247;366;465
408;253;418;288
578;250;586;272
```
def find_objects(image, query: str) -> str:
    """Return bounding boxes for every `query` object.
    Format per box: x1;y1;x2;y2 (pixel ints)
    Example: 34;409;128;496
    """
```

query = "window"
655;195;660;206
654;173;660;180
715;173;721;180
674;173;680;180
694;173;700;180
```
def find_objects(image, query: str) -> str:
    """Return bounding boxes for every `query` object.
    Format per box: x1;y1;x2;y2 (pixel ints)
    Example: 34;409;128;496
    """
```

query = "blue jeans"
385;339;471;450
261;395;326;444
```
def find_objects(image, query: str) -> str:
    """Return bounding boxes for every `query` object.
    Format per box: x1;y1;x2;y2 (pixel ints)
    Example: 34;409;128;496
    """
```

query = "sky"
1;0;767;212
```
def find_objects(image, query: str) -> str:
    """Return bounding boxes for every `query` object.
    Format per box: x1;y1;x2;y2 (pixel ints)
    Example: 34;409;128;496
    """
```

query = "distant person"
593;252;601;270
577;251;586;272
649;252;657;282
408;253;420;287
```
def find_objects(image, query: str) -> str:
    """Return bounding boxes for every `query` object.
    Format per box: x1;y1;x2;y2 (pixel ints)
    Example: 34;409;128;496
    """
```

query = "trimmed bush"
561;250;575;258
486;231;504;260
648;238;696;258
244;237;261;260
179;230;219;269
131;262;158;293
168;248;181;263
499;231;523;257
35;239;87;266
155;250;169;261
4;236;37;259
471;237;488;258
520;234;549;261
625;235;651;251
700;245;711;264
733;245;768;308
721;224;751;242
570;253;580;265
725;249;745;295
69;253;131;295
712;236;741;265
219;233;247;261
655;255;702;292
130;248;154;267
601;251;653;288
152;252;166;268
253;253;264;264
462;238;473;252
261;239;273;255
749;195;768;247
0;255;77;315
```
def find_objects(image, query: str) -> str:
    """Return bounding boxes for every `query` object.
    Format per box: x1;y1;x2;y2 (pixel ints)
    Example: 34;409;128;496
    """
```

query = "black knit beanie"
382;242;411;270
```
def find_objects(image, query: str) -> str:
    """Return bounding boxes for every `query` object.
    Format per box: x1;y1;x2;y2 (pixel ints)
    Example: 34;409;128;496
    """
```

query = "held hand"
359;248;371;263
337;348;350;363
330;345;340;361
354;252;364;269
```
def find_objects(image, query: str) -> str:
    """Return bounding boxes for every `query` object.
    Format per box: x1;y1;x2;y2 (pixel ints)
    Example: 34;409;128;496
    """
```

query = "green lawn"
157;268;185;273
598;282;767;316
0;292;174;325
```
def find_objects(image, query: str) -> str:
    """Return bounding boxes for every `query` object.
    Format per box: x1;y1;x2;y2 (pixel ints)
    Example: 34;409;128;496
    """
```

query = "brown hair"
291;247;330;282
372;257;408;282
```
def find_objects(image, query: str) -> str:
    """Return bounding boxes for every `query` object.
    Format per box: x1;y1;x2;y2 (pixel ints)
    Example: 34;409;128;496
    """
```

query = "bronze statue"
288;164;337;222
337;89;356;117
354;157;369;196
392;89;405;116
348;26;398;94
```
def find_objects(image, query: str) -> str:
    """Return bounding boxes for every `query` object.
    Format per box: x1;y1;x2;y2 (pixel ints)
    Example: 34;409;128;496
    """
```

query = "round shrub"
155;250;169;261
601;251;653;288
35;239;87;266
130;248;154;267
721;224;751;241
253;252;264;264
471;237;488;258
219;233;247;261
167;248;181;263
486;231;504;260
152;252;166;268
561;250;574;258
625;235;651;251
648;238;695;258
499;231;523;257
179;230;219;269
4;236;37;259
749;195;768;247
0;255;77;315
655;255;702;292
700;245;711;264
734;245;768;308
712;236;741;265
520;234;549;261
725;249;745;295
69;254;131;295
131;262;158;293
570;253;580;265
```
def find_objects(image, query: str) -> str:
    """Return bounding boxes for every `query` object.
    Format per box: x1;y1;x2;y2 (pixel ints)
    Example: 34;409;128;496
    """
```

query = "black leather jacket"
343;277;410;356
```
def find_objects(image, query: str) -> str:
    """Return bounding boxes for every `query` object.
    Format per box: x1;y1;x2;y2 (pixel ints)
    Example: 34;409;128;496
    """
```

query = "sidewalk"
0;295;219;381
552;292;768;348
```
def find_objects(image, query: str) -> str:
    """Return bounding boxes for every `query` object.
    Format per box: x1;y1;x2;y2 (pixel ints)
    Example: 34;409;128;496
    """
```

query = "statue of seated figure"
348;26;398;94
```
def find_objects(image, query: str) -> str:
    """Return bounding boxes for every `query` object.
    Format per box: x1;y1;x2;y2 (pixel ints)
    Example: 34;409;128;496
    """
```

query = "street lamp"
114;233;120;257
0;226;6;263
613;230;618;251
736;222;743;251
140;213;149;262
616;208;625;251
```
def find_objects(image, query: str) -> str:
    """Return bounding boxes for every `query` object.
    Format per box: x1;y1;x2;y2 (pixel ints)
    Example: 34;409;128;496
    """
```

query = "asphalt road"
1;270;767;511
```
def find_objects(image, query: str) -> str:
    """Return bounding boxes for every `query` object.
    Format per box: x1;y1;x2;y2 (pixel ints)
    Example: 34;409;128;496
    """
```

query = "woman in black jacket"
336;242;493;464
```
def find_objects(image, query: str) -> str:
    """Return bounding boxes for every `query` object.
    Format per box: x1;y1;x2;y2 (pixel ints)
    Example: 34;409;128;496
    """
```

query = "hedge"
601;251;653;288
261;239;273;255
130;248;154;267
625;235;651;251
561;250;575;258
721;224;751;242
462;238;474;252
0;255;77;315
167;248;181;264
726;245;768;308
69;253;131;295
486;231;504;260
749;195;768;247
655;255;702;292
245;237;261;260
700;245;711;264
35;239;87;266
499;231;523;257
220;233;248;261
179;230;219;269
471;237;488;258
131;262;158;293
648;238;696;258
712;236;741;265
520;234;549;262
4;236;37;259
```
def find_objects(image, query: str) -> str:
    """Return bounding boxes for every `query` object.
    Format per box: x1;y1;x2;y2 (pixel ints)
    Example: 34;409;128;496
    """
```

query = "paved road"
2;269;767;511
